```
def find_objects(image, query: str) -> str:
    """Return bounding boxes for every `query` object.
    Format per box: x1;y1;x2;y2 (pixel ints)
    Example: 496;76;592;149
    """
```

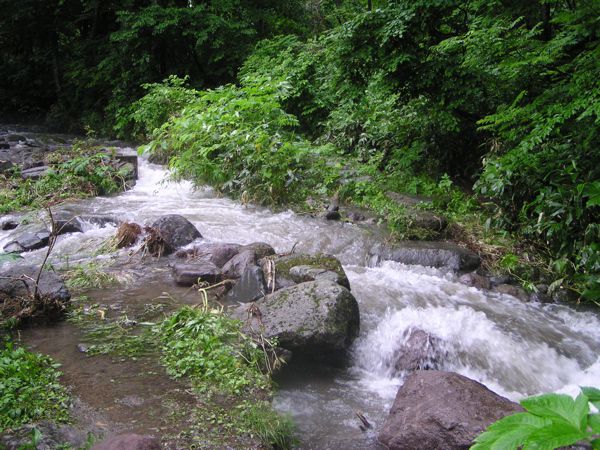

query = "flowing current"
2;151;600;449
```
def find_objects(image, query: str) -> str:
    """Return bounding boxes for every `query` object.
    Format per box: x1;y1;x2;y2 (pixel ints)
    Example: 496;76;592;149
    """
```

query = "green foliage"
63;263;119;291
158;306;271;395
0;150;127;214
236;400;297;449
140;78;340;205
471;387;600;450
0;342;70;431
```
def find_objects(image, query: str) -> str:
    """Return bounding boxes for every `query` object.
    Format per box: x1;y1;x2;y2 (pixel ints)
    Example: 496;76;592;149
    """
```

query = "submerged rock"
494;283;530;302
370;241;480;272
91;433;161;450
179;242;241;268
458;272;491;290
234;279;360;355
0;421;90;450
171;262;222;286
378;371;523;450
151;214;201;254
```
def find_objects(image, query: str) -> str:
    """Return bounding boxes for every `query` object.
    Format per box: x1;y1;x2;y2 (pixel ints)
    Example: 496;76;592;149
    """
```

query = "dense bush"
140;77;340;205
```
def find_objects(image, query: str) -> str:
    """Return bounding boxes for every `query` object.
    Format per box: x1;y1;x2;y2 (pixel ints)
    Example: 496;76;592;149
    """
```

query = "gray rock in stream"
0;265;70;302
222;249;257;279
378;371;523;450
171;262;222;286
370;241;480;272
227;264;266;303
232;279;360;355
179;242;241;268
151;214;202;254
260;253;350;291
3;228;51;253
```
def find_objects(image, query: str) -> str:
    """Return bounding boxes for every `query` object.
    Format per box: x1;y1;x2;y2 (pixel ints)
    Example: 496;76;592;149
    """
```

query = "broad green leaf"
592;438;600;450
470;413;551;450
589;414;600;433
582;387;600;411
522;422;588;450
520;393;588;430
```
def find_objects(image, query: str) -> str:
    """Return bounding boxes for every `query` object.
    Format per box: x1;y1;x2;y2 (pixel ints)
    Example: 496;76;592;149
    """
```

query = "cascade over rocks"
232;279;359;355
392;328;446;373
370;241;480;272
378;371;523;450
150;214;202;254
222;249;257;279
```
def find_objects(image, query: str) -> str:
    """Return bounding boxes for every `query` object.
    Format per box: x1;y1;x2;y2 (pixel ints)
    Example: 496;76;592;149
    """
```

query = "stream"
1;134;600;449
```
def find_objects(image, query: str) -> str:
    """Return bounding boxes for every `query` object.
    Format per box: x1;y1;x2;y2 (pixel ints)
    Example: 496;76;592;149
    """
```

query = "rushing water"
2;139;600;449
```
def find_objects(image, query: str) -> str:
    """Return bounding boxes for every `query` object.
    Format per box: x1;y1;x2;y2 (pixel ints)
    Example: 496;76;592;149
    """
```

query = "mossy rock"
262;253;350;290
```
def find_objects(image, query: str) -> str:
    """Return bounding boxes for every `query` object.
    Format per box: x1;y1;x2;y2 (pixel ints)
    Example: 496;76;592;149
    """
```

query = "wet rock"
21;165;50;179
151;214;202;254
378;371;523;450
324;195;341;220
0;158;13;172
182;242;241;267
0;142;10;149
114;151;138;180
7;134;26;142
530;284;553;303
386;192;448;233
371;241;480;272
495;283;529;302
0;421;90;450
227;265;266;303
171;262;222;286
325;209;341;220
3;229;51;253
241;241;275;260
262;253;350;291
77;343;90;353
289;265;349;289
53;214;119;235
0;265;70;323
0;219;19;230
458;272;491;290
489;275;512;287
234;279;360;355
393;328;446;373
91;433;160;450
222;250;257;279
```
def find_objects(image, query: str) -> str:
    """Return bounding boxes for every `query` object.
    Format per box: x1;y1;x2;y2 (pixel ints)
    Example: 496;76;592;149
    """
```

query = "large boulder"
150;214;201;254
261;253;350;291
370;241;480;272
393;328;446;373
378;371;523;450
234;279;359;354
241;242;275;260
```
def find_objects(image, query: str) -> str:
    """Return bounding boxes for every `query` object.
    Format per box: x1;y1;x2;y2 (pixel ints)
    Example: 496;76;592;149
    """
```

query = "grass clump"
158;306;270;395
0;341;70;431
63;262;119;291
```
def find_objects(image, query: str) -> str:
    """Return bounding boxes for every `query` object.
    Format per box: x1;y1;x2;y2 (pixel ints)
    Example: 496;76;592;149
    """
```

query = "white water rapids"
2;154;599;449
